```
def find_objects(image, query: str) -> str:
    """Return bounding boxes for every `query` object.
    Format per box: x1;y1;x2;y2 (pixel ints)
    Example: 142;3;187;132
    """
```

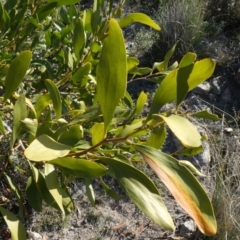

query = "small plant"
0;0;219;239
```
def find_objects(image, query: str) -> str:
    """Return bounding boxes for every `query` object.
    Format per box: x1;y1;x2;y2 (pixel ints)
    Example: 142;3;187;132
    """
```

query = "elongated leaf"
97;18;127;132
135;144;217;236
45;79;62;119
35;93;52;119
58;125;83;145
69;104;101;125
158;114;201;148
135;91;147;118
146;125;166;149
176;53;196;108
90;123;105;145
26;175;42;212
49;157;107;178
100;178;121;199
45;163;65;214
4;51;32;100
118;13;160;30
0;206;26;240
0;117;6;135
21;118;38;136
30;164;61;210
60;185;74;213
100;157;174;230
178;160;206;177
31;59;54;79
85;179;95;206
48;0;80;6
5;174;24;220
11;95;27;148
147;58;215;120
72;63;91;83
73;18;85;62
91;0;100;33
24;134;71;161
190;110;221;121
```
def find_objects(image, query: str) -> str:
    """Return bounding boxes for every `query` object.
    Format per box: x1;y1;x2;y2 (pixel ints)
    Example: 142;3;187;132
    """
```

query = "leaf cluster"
0;0;219;238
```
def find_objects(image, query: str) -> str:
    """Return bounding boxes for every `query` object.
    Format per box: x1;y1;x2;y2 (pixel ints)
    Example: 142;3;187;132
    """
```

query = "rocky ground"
1;2;240;240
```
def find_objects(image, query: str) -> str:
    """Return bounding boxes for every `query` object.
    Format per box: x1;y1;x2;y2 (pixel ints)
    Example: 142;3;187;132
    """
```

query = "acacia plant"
0;0;218;238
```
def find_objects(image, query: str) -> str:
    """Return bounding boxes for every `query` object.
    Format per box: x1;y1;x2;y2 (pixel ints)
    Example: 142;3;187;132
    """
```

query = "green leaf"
100;178;121;200
157;114;201;148
176;53;196;108
178;160;206;177
135;144;217;236
0;117;6;135
5;174;24;220
35;94;52;119
30;164;61;210
21;118;38;137
135;91;147;118
49;157;107;178
146;125;166;149
147;57;215;120
118;120;143;138
26;175;42;212
72;18;85;62
45;79;62;119
85;179;95;207
127;57;139;72
118;13;160;30
190;110;221;121
24;134;71;161
90;123;105;145
4;51;32;100
48;0;80;6
60;185;74;213
0;206;26;240
100;157;174;230
72;63;91;83
11;95;27;148
91;0;100;33
69;104;102;125
178;145;203;156
45;163;65;214
36;2;57;22
58;125;83;145
97;18;127;132
31;59;54;79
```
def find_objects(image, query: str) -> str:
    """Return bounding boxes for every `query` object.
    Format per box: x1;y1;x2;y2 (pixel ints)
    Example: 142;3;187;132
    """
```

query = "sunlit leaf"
135;144;217;236
146;125;166;149
100;157;174;230
45;163;65;214
73;18;85;62
190;110;221;121
49;157;107;178
72;63;91;83
135;91;147;118
178;160;206;177
4;51;32;100
157;114;201;148
21;118;38;137
0;206;26;240
35;93;52;119
45;79;62;119
97;18;127;132
85;179;95;206
118;13;160;30
90;123;105;145
48;0;80;6
58;125;83;145
11;95;27;148
147;58;215;120
24;134;71;161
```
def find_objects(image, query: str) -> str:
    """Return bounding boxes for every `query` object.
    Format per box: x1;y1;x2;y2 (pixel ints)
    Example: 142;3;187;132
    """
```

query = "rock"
179;219;196;235
221;87;232;103
211;77;221;95
27;231;43;240
193;82;211;95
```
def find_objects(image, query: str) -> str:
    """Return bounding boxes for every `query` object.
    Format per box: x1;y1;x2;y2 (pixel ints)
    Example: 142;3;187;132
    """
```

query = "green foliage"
0;0;218;238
